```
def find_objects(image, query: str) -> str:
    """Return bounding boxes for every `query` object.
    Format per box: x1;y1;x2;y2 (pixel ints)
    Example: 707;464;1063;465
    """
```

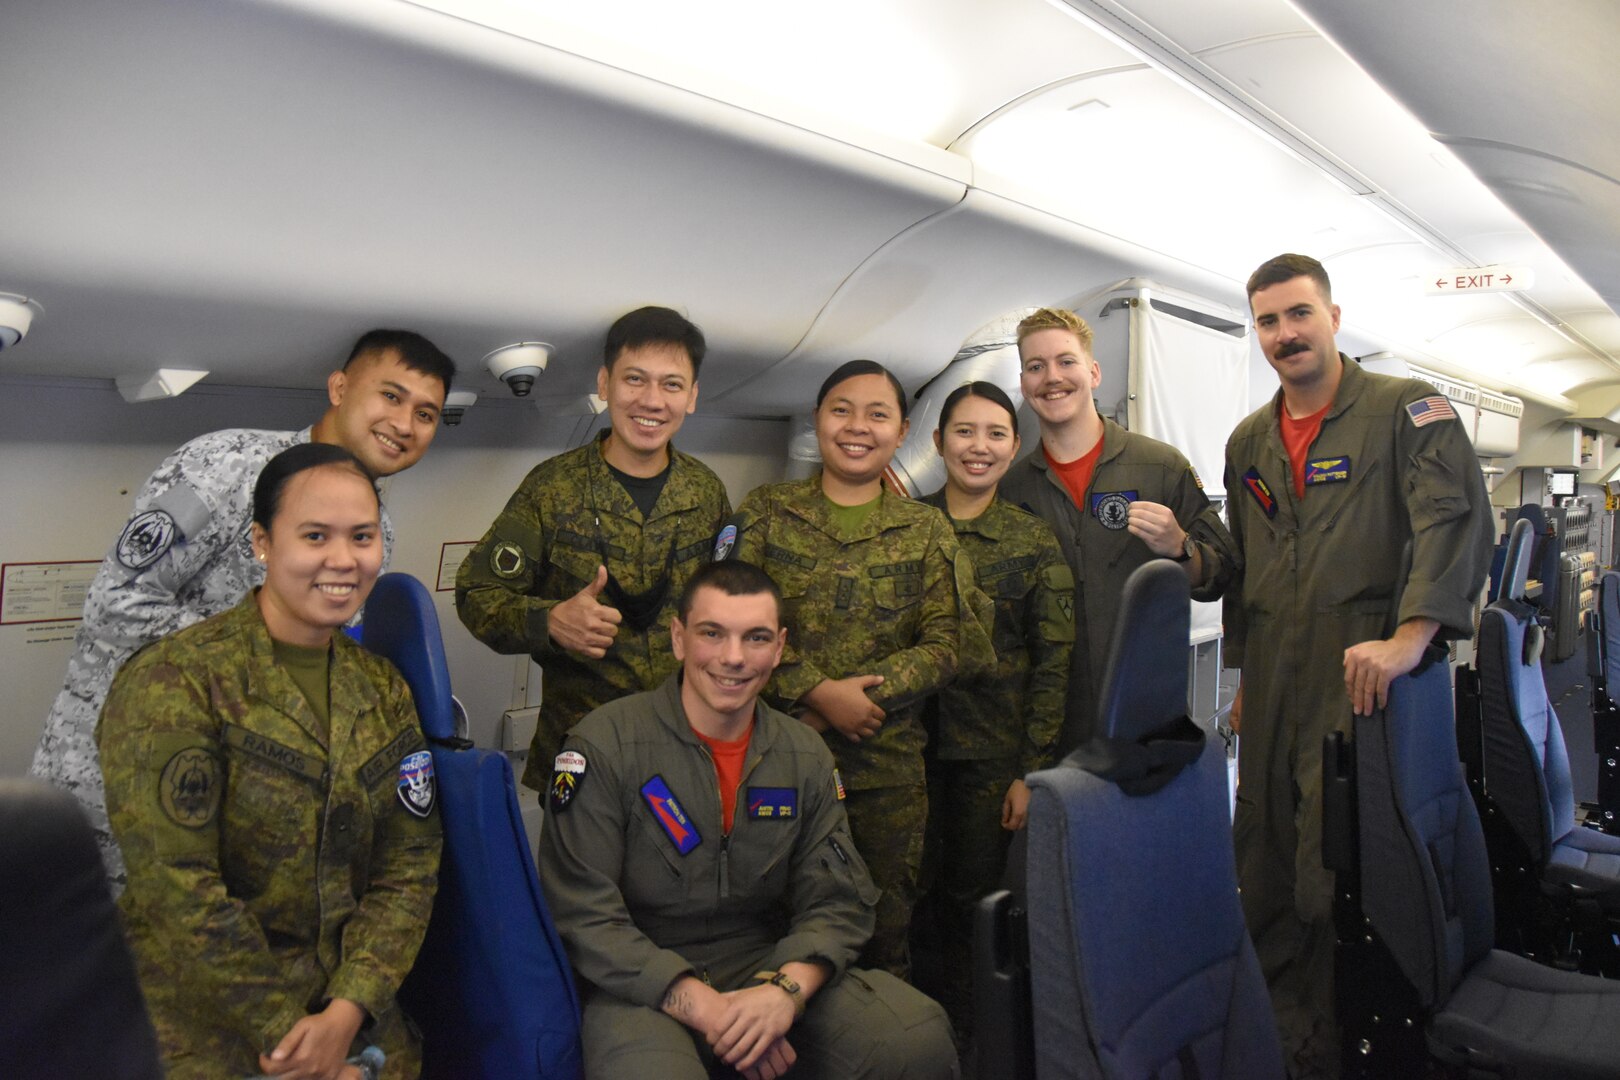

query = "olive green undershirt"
272;638;332;733
823;492;881;534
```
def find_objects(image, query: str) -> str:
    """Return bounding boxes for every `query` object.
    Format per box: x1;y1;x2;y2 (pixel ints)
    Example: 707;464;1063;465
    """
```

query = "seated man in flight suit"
538;559;959;1080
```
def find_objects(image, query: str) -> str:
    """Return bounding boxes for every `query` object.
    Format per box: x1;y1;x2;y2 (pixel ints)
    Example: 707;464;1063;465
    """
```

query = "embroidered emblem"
396;750;436;818
159;747;221;829
1406;395;1458;428
1242;467;1277;520
550;749;588;813
1189;466;1204;490
713;523;738;562
1090;491;1137;531
1304;456;1351;486
490;541;525;579
833;769;846;801
117;509;178;571
746;787;798;820
641;775;701;854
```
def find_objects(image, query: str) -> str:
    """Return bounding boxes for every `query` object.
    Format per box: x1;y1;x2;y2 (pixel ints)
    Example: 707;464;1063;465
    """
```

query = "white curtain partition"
1129;299;1250;642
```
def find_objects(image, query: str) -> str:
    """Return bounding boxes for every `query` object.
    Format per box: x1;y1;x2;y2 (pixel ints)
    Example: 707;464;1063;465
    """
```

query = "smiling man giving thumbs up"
456;307;732;794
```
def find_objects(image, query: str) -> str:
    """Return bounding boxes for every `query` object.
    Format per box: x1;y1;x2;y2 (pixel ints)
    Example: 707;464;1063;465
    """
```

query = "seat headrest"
361;573;458;741
1500;517;1533;603
1095;560;1190;742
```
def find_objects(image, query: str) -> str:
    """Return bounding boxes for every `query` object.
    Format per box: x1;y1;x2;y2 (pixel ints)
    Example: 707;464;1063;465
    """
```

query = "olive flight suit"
721;477;993;977
99;594;441;1079
537;676;958;1079
456;432;730;788
1000;416;1235;752
1223;356;1492;1076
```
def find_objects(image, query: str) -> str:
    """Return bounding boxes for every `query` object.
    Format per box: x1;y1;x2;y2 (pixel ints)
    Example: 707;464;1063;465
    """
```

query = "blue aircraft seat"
1020;560;1283;1079
1587;571;1620;831
0;779;162;1080
1331;651;1620;1075
361;573;582;1080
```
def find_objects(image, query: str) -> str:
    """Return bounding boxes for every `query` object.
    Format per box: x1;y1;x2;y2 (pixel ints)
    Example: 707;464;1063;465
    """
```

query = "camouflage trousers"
843;783;927;981
915;756;1017;1039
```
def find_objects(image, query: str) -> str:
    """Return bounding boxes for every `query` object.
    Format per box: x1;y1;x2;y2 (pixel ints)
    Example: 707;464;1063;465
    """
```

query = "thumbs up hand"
548;565;623;658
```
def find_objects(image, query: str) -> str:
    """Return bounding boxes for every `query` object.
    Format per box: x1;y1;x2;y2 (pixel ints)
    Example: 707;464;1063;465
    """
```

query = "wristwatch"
1172;534;1196;563
751;969;806;1018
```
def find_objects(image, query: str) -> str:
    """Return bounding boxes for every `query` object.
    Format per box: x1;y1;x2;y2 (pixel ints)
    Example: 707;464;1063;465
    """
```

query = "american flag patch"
1406;395;1457;428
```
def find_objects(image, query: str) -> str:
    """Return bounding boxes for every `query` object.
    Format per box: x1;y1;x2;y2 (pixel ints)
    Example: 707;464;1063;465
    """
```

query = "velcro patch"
1304;456;1351;486
360;728;424;788
640;775;701;854
1089;491;1138;531
1189;466;1204;490
713;523;738;562
116;509;178;571
1406;395;1457;428
159;747;222;829
223;723;326;784
1241;468;1277;519
397;750;436;818
550;749;587;813
490;540;526;579
746;786;798;820
833;769;846;801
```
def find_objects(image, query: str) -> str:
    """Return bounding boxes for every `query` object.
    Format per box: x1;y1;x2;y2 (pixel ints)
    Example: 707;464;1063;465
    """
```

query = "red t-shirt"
1045;437;1107;511
693;723;753;834
1281;403;1330;499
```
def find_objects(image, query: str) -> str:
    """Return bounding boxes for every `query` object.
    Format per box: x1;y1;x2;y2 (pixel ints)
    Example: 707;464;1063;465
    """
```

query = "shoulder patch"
1406;395;1457;428
713;523;738;562
396;750;436;818
1189;466;1204;490
550;749;587;813
490;540;526;579
159;747;222;829
833;768;846;801
116;509;179;571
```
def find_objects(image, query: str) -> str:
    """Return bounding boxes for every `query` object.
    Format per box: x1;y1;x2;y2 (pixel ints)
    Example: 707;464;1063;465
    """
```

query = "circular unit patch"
117;509;179;571
491;541;526;579
1095;493;1132;531
159;747;222;829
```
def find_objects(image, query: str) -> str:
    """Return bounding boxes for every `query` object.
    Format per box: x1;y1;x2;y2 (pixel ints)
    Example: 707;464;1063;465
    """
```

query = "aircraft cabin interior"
4;0;1620;1075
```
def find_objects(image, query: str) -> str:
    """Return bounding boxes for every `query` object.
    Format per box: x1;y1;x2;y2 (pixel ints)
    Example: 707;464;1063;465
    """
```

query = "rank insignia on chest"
1304;456;1351;486
641;774;702;854
1089;490;1138;531
1241;467;1277;519
550;749;588;813
396;750;436;819
746;787;798;820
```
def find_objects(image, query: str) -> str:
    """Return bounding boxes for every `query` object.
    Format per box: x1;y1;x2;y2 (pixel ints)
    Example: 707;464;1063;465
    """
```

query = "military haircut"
253;442;375;529
603;306;707;376
676;558;782;623
816;359;910;421
345;328;457;395
1015;307;1094;354
937;380;1018;437
1245;253;1332;304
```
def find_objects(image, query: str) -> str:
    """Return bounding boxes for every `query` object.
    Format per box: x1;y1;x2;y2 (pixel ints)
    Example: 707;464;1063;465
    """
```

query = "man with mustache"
1223;254;1492;1077
1000;307;1237;752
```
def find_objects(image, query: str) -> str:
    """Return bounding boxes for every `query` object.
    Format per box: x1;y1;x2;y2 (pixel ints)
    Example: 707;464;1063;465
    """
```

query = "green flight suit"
455;432;731;788
724;476;993;977
99;594;442;1079
914;492;1073;1035
1000;416;1236;751
537;676;957;1079
1223;356;1493;1076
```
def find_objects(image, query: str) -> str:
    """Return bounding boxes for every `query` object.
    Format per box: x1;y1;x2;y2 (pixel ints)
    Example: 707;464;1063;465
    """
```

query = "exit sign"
1425;266;1535;295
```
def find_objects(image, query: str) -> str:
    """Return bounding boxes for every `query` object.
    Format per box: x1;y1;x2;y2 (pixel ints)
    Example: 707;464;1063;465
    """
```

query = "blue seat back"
1498;517;1533;604
1599;572;1620;695
1025;561;1283;1079
362;573;582;1080
1477;592;1576;866
1354;660;1494;1005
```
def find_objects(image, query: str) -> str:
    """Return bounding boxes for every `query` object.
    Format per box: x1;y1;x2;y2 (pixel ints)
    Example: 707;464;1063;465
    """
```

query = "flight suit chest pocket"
870;560;924;614
624;806;696;910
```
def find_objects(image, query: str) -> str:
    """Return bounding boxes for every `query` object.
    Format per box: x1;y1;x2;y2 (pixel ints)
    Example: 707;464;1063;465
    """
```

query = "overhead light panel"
116;368;209;403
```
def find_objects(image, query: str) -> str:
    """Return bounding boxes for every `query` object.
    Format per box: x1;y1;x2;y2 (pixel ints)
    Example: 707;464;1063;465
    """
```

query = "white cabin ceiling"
1;0;1616;421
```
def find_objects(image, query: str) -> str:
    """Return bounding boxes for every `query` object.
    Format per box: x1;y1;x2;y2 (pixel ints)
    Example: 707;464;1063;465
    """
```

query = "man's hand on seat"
1343;617;1438;716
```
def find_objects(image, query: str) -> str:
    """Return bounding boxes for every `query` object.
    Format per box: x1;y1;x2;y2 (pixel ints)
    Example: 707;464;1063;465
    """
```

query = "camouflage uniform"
31;427;397;889
1224;357;1493;1075
537;675;957;1079
99;594;441;1080
915;492;1072;1034
723;476;992;977
456;432;730;788
1000;416;1235;750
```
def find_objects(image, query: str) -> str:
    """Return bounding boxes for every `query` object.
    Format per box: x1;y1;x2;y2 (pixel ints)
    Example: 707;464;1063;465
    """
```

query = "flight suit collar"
782;474;904;543
588;430;705;522
651;672;780;759
1255;354;1365;528
1029;413;1125;490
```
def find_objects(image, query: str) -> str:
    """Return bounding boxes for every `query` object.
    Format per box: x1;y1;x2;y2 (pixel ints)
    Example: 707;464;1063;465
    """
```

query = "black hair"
252;443;375;530
936;380;1019;437
677;559;783;622
1245;253;1332;303
345;329;457;396
815;360;909;420
603;306;707;376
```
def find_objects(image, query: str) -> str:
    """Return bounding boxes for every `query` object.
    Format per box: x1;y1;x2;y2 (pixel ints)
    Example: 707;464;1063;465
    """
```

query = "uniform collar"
783;473;902;543
652;671;780;758
921;488;1013;540
1030;413;1126;471
1265;352;1365;433
234;592;382;749
586;431;703;521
